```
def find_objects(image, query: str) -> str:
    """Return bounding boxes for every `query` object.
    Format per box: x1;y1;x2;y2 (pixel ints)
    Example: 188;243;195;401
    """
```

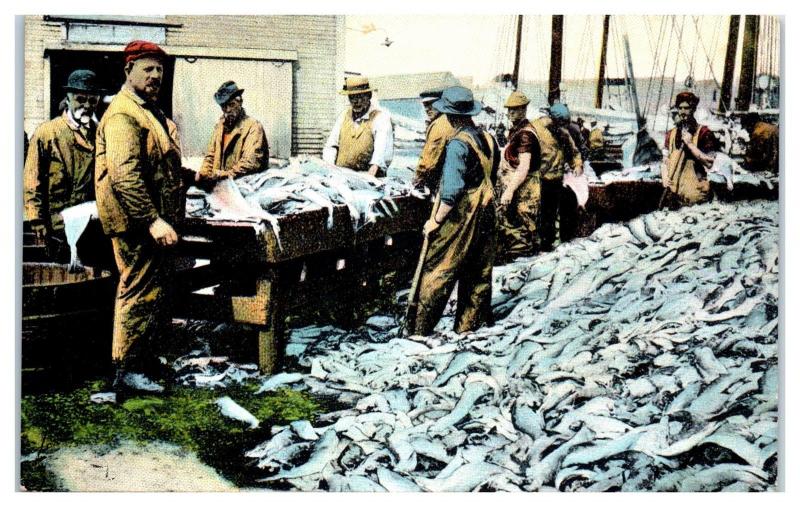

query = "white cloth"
322;104;394;169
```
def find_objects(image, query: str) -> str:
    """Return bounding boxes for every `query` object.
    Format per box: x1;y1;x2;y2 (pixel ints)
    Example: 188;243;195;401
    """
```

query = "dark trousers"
539;179;578;251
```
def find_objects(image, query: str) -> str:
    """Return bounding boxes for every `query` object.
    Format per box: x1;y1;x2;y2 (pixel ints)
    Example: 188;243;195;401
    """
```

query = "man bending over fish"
196;80;270;183
408;86;500;335
323;76;394;177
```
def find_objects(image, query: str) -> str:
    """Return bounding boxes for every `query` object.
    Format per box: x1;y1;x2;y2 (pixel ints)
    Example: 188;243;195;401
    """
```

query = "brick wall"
23;15;344;155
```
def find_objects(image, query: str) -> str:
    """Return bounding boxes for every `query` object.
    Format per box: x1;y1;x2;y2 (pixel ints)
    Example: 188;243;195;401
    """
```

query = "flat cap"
504;90;531;108
124;40;167;64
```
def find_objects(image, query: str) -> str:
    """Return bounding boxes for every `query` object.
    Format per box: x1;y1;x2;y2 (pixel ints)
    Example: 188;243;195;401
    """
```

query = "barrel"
22;263;116;388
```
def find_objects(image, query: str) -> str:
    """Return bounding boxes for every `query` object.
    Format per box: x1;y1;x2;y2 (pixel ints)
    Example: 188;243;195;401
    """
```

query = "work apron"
413;130;496;335
496;126;541;260
664;128;710;205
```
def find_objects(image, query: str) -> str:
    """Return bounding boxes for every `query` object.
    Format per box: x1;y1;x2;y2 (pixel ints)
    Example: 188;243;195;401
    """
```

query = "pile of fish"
185;157;423;233
227;199;778;492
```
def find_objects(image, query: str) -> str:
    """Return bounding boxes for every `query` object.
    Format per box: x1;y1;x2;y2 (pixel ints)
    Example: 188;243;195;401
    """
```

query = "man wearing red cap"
660;91;719;208
95;40;186;395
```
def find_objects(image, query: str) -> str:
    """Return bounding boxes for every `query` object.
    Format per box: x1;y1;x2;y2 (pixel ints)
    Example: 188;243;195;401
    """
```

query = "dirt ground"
44;440;239;492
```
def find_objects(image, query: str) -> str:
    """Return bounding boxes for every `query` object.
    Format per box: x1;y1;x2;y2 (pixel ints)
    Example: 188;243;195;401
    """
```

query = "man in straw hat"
407;86;500;336
196;80;269;183
412;88;456;193
323;76;394;177
660;91;719;209
494;90;542;261
95;40;190;396
24;69;102;261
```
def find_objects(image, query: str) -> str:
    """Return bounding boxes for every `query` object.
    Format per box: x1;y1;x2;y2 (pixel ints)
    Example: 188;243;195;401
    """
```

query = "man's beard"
71;107;96;128
223;108;244;130
677;116;698;133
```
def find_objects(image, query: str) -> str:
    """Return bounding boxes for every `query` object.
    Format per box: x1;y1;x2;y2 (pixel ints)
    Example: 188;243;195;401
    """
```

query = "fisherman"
408;86;500;336
587;119;605;160
323;76;394;177
412;88;456;193
24;69;102;261
740;112;778;174
494;90;542;261
95;40;189;395
568;118;590;161
196;80;269;183
659;91;719;209
533;102;583;252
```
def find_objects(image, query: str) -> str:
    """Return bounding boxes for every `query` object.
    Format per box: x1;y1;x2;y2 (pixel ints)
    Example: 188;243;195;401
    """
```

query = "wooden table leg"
230;275;285;374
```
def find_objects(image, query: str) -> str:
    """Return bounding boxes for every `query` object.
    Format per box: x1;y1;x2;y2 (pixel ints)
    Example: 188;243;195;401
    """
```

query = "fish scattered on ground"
175;199;778;491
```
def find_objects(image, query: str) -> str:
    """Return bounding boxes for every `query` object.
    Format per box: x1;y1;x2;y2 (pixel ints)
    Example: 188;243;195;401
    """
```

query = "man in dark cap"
531;102;583;251
196;81;269;183
408;86;500;336
95;40;189;395
412;88;455;192
740;112;778;174
24;69;102;261
660;91;719;209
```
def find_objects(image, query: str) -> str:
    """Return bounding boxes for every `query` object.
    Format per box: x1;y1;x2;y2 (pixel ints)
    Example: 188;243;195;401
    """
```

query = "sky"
344;15;780;88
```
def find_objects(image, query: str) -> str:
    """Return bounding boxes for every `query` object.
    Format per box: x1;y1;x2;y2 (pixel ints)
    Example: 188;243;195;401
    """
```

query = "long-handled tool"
402;196;441;336
402;230;431;336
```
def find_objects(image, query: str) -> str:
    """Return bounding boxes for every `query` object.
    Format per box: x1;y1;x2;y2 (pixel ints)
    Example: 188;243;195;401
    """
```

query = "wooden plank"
183;195;430;264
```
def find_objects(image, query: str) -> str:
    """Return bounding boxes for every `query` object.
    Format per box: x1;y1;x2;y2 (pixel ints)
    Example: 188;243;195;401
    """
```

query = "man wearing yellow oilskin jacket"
196;80;269;183
409;86;500;336
24;69;102;261
412;88;456;194
95;40;190;395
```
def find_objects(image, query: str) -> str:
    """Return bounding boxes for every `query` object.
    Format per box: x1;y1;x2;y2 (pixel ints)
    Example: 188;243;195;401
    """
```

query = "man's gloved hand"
29;220;48;243
194;172;218;193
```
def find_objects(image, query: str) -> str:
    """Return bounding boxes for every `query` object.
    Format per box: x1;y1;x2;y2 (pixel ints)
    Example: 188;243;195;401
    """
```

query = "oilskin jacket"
95;86;184;235
530;117;582;181
198;114;269;180
415;113;456;189
23;112;95;231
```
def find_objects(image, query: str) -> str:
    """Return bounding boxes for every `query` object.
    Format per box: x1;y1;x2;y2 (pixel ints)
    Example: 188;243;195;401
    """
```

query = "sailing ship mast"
548;15;564;104
511;15;524;89
718;15;740;113
595;15;611;109
735;15;760;112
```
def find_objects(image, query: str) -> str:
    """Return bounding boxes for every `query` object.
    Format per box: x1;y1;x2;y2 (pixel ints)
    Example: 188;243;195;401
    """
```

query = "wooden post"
736;15;760;111
548;15;564;105
595;15;610;109
512;15;524;89
719;15;740;113
231;276;284;374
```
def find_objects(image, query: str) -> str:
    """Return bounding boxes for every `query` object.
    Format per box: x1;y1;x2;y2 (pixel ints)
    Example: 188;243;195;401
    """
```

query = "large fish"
215;396;259;429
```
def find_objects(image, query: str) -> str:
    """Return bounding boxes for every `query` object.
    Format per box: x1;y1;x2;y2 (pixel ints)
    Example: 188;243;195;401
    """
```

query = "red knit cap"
124;40;167;64
674;91;700;108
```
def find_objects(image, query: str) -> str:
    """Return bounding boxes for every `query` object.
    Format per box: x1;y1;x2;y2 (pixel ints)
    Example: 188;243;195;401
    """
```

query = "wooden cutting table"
175;195;432;373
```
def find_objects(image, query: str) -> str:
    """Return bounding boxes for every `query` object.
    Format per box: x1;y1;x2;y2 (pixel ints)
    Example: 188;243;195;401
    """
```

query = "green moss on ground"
20;380;322;490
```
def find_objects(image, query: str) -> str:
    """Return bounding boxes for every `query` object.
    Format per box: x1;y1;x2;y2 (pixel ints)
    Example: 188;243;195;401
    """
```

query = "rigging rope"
690;15;722;89
663;15;687;134
651;16;676;132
